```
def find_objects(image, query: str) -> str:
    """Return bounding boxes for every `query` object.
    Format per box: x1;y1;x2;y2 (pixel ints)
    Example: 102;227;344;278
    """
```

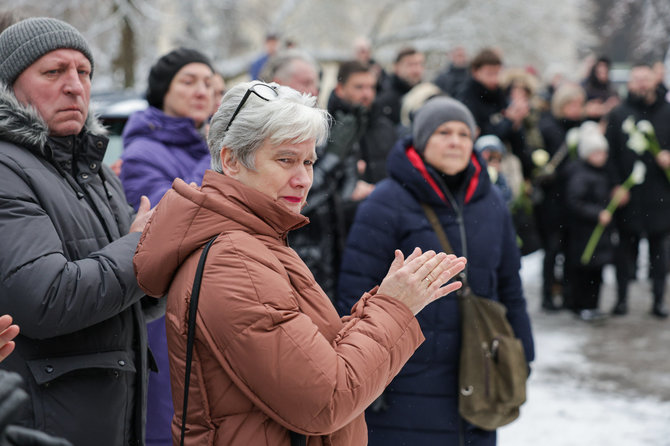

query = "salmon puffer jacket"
133;170;425;445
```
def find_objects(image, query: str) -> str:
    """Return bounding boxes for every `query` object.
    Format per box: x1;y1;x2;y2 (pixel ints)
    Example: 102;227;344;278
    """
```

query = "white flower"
566;128;580;149
532;149;550;167
487;165;499;183
622;116;636;134
636;120;654;135
627;131;648;155
631;161;647;185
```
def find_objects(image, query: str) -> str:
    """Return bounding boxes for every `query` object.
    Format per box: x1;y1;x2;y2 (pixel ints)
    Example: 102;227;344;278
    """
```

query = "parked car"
91;90;148;168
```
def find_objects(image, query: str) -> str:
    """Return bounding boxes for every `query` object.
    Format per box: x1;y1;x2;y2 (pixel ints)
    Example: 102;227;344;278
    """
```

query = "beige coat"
134;171;424;445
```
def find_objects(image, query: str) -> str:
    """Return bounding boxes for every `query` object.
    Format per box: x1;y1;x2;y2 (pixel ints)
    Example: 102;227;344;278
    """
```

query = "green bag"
421;203;528;431
457;292;527;430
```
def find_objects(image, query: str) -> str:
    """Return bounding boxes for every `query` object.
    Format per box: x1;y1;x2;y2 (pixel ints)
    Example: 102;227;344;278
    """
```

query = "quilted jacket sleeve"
0;153;145;339
193;233;424;436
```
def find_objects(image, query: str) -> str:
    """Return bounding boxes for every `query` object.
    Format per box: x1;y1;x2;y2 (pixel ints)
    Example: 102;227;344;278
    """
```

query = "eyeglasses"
225;82;279;131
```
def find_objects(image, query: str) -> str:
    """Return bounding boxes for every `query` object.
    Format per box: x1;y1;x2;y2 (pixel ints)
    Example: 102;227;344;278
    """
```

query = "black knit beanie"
0;17;94;85
146;47;213;110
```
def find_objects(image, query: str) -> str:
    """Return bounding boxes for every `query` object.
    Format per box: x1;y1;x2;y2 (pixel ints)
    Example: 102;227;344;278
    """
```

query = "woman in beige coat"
133;81;466;445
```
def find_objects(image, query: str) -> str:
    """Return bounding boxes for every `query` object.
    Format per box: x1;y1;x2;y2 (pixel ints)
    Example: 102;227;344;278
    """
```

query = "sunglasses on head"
225;82;279;131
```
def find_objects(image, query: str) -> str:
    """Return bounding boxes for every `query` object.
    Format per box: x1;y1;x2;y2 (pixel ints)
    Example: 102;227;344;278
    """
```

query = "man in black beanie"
0;17;157;446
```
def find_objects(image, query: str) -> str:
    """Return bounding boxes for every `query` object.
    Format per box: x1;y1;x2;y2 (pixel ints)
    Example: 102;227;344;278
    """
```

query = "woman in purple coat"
119;48;214;446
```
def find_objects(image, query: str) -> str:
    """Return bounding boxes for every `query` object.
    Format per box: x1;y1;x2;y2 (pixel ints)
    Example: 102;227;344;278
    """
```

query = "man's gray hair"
259;49;319;84
208;81;330;173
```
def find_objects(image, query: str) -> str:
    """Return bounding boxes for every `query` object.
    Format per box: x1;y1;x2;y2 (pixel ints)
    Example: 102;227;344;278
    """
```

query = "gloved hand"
0;371;27;432
0;371;72;446
3;426;72;446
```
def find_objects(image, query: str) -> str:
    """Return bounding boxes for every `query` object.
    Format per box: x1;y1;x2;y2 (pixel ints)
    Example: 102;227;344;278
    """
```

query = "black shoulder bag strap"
179;235;307;446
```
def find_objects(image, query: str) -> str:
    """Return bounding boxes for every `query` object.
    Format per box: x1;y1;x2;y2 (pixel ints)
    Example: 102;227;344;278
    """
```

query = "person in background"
475;134;513;204
133;80;467;445
457;48;534;180
376;47;425;125
249;32;280;80
605;62;670;318
433;45;469;97
582;56;619;122
353;36;387;92
652;60;668;101
0;17;155;445
398;82;444;138
535;82;587;312
119;47;214;446
260;48;320;98
337;97;534;445
211;70;226;114
565;122;614;322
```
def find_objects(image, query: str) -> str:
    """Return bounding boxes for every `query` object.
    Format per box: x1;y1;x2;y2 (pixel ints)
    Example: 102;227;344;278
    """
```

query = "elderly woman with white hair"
132;81;466;446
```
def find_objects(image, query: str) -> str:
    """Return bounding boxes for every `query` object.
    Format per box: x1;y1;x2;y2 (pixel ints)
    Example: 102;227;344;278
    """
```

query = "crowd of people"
0;11;668;446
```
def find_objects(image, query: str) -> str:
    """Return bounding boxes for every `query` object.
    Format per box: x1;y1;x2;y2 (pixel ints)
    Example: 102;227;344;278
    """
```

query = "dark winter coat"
120;106;210;446
375;74;414;125
0;85;155;446
326;91;397;184
457;78;533;178
434;65;469;97
565;160;615;267
120;106;211;210
337;137;535;445
605;94;670;236
535;114;582;238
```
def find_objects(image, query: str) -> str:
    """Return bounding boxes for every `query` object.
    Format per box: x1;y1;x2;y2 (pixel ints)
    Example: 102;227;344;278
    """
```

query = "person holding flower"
564;122;615;322
605;63;670;318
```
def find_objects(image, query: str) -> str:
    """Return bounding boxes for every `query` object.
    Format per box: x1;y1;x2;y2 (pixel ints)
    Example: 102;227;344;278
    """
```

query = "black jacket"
0;85;158;446
375;74;414;126
605;94;670;235
565;160;614;267
457;78;533;177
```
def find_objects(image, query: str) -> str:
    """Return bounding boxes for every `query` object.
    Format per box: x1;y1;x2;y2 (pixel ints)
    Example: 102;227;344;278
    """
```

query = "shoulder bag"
180;235;307;446
421;204;528;431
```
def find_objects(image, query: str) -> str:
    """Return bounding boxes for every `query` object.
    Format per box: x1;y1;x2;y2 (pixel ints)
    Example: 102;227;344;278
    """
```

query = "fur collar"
0;83;107;158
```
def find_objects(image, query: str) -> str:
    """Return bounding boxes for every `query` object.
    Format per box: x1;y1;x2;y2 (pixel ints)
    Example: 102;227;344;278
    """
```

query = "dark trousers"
616;232;668;301
572;265;603;311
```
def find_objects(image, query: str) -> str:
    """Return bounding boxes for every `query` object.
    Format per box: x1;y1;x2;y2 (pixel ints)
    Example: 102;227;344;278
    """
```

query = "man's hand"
656;150;670;170
129;196;154;234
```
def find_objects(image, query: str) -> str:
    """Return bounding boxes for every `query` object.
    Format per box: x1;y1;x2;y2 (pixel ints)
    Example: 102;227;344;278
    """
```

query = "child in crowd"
564;122;614;322
474;134;513;204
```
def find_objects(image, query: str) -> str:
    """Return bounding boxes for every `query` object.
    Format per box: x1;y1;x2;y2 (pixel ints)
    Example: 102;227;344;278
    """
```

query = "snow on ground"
498;250;670;446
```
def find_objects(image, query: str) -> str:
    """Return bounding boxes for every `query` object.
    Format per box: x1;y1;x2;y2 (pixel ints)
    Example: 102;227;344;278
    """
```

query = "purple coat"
120;106;210;446
120;106;211;210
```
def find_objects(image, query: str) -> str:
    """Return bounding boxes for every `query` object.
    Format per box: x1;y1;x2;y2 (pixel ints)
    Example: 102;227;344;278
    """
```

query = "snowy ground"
498;249;670;446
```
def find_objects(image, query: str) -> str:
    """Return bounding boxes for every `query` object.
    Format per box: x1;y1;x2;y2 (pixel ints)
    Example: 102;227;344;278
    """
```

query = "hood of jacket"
122;106;210;160
386;135;492;209
0;83;107;160
134;170;309;297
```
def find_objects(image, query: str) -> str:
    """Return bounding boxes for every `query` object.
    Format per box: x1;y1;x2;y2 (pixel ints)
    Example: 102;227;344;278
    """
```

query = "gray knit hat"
0;17;94;85
412;96;476;152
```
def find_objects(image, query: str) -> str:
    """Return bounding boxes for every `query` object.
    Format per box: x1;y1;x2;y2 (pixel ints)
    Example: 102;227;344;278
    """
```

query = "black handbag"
421;204;528;431
180;235;306;446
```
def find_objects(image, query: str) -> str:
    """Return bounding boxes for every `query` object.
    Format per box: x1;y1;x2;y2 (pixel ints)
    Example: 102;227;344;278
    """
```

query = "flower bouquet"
622;116;670;183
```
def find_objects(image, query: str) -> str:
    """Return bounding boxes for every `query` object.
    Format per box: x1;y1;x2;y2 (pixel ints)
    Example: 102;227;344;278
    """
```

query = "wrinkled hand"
129;196;154;234
378;248;467;315
0;316;19;363
3;426;73;446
